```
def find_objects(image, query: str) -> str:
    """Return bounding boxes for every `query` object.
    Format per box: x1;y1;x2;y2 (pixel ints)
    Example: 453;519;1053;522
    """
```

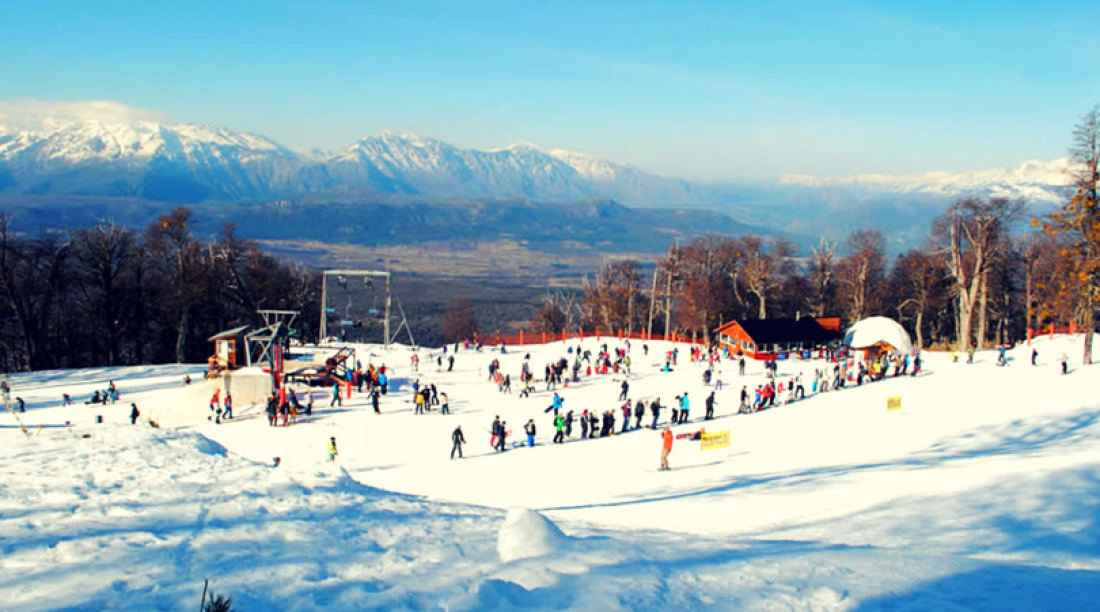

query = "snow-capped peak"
779;158;1075;203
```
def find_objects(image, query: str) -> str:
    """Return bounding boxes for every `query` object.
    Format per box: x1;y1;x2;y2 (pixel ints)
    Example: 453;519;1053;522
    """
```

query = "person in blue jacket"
679;392;691;424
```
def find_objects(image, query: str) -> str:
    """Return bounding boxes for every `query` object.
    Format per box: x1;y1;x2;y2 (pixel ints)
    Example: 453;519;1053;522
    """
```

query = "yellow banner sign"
701;431;730;450
887;396;902;411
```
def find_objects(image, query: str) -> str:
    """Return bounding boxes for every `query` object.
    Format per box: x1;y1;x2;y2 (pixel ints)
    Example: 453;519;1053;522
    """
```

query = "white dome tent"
844;316;913;357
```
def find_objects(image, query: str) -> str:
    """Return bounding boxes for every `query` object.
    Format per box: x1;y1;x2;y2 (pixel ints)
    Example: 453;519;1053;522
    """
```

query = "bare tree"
739;236;796;319
807;237;837;317
935;197;1026;352
836;229;886;322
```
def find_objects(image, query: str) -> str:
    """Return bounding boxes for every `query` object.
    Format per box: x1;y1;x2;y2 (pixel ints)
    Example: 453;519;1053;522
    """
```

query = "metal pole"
647;266;659;339
319;272;328;346
384;273;391;351
664;260;673;340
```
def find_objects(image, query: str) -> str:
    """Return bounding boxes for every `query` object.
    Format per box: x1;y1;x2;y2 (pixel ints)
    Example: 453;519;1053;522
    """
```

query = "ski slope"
2;336;1098;611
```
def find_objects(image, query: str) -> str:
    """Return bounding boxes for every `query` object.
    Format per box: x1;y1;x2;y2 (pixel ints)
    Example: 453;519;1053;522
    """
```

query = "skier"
130;404;140;425
580;409;589;439
650;398;661;429
305;388;314;416
1060;352;1068;375
553;413;565;444
451;425;466;459
704;391;716;420
331;384;343;407
621;402;631;433
371;388;381;414
490;415;501;448
16;397;25;413
327;437;339;461
679;393;691;424
738;356;746;376
619;380;629;401
440;392;450;415
266;393;278;426
496;420;508;452
448;355;455;372
525;419;537;447
1031;348;1038;366
660;425;673;471
564;410;574;437
634;399;645;429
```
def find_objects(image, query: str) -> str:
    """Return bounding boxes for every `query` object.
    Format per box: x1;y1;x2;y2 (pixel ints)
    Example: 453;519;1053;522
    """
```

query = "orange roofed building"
714;317;842;360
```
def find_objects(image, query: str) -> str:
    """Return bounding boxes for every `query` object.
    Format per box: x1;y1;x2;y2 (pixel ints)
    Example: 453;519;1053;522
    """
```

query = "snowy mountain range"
0;111;1077;210
779;158;1075;205
0;105;1080;253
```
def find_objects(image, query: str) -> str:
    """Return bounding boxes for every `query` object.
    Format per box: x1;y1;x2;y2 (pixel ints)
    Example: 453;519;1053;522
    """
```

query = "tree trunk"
1084;289;1095;365
915;310;925;349
176;306;189;364
958;292;974;352
977;268;989;348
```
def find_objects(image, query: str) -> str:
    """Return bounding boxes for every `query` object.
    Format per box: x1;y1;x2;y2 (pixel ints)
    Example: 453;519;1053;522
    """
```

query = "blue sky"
1;0;1097;179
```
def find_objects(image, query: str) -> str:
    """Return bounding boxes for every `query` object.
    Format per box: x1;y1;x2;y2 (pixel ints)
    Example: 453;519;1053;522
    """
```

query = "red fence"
1027;323;1080;346
476;329;709;347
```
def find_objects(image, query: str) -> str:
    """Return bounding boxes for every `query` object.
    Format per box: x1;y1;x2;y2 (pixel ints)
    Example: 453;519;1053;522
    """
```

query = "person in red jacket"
660;425;674;471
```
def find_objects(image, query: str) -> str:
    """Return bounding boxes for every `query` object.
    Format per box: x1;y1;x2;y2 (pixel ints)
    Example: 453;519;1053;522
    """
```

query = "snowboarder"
327;437;339;461
704;392;716;420
660;425;673;471
451;425;466;459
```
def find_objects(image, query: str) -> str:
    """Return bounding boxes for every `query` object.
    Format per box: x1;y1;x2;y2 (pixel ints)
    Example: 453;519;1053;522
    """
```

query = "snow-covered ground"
2;336;1098;611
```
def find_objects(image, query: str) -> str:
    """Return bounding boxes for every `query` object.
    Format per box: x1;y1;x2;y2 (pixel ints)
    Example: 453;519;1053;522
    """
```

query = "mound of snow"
845;316;913;354
498;507;569;562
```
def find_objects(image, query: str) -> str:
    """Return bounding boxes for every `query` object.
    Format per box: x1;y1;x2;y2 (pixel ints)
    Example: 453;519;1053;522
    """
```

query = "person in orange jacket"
660;425;674;471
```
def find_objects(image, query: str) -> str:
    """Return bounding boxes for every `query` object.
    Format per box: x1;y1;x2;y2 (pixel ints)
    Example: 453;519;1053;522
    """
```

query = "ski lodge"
714;317;842;360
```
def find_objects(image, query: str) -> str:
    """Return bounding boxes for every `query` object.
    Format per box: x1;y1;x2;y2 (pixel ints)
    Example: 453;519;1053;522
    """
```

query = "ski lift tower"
319;270;391;350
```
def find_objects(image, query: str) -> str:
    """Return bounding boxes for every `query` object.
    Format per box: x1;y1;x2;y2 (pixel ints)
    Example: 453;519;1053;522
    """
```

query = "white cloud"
0;100;168;129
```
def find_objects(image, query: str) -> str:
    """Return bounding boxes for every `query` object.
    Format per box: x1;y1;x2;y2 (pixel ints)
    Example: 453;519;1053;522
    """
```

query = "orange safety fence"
478;329;710;347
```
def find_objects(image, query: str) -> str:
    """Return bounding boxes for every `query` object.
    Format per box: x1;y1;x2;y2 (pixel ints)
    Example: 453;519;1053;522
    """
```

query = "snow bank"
498;507;569;562
845;316;913;354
